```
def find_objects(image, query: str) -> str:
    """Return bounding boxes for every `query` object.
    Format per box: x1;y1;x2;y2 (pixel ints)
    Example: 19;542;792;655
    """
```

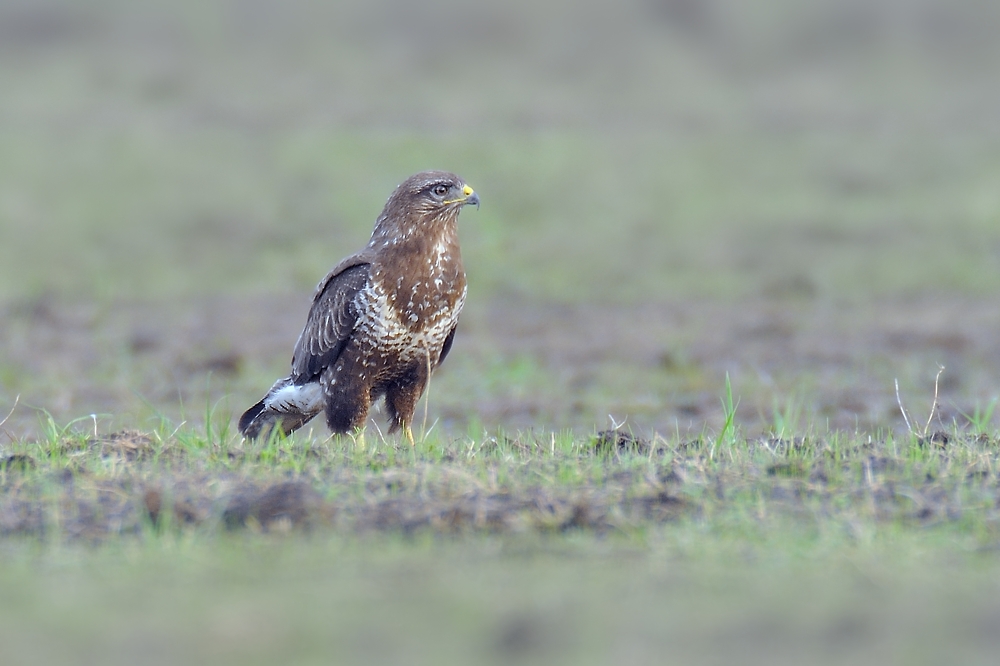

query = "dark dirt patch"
143;487;205;528
592;429;653;453
94;431;158;461
767;461;807;478
0;454;35;472
222;481;327;531
917;431;951;448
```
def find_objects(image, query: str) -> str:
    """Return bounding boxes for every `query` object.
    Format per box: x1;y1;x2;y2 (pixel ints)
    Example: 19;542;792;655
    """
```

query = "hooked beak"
446;184;480;209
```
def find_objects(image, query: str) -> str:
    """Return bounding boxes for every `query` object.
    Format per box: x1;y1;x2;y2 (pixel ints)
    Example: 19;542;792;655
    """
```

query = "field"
3;0;1000;663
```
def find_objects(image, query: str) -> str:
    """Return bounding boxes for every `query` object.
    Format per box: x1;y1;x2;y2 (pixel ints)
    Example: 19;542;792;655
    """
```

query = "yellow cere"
444;184;476;205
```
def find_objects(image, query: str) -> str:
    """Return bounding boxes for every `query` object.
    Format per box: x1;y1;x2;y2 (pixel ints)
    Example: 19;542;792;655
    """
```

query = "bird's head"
385;171;479;222
370;171;479;249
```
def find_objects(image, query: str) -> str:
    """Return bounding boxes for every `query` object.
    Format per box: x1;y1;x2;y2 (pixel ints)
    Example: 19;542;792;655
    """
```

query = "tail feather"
238;399;269;438
238;378;323;440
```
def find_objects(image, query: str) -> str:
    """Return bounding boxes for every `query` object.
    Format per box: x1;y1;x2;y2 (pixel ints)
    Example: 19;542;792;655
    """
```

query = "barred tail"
238;379;323;440
237;399;269;438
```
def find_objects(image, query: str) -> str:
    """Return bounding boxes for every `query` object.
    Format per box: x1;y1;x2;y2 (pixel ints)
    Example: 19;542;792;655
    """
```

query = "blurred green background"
4;0;1000;437
2;0;1000;437
4;0;1000;439
3;0;1000;301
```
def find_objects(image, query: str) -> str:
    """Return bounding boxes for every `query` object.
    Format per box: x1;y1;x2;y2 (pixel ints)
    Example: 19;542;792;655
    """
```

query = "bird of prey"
239;171;479;444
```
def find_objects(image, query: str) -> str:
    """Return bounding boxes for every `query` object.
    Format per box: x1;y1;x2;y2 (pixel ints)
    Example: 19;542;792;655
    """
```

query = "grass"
3;412;1000;663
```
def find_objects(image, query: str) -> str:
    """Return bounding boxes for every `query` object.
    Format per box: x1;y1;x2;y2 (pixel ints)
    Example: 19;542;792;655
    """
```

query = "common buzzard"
239;171;479;443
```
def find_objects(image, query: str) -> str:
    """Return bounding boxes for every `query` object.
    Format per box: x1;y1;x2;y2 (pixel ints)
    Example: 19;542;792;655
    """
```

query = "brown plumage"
239;171;479;442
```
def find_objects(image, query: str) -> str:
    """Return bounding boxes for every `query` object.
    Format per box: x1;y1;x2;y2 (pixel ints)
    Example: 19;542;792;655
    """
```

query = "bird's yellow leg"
404;424;415;447
352;427;366;451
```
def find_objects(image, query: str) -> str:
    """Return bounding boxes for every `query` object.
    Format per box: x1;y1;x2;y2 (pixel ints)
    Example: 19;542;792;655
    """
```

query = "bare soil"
2;291;998;438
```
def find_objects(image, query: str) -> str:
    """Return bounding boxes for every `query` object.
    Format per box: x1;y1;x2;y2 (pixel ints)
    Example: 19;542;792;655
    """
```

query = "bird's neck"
368;212;460;259
368;210;465;293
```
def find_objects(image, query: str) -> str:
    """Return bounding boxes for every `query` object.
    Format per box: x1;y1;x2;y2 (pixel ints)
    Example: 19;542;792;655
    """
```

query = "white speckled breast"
354;275;466;369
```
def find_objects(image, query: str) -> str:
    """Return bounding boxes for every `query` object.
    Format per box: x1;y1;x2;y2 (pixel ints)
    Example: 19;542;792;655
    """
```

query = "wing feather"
290;260;371;382
436;324;458;368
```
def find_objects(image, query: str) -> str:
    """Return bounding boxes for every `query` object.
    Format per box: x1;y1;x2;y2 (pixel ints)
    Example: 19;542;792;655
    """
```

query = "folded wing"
291;261;371;383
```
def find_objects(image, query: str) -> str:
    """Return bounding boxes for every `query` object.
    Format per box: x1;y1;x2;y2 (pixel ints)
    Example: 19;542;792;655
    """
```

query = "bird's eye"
432;184;449;197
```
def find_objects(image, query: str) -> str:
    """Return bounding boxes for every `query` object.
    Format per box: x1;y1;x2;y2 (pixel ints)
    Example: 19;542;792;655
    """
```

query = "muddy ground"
1;291;997;440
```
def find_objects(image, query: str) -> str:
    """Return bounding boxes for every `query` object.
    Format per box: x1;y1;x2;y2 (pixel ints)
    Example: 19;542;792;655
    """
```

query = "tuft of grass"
769;393;804;441
959;397;998;435
710;372;740;461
